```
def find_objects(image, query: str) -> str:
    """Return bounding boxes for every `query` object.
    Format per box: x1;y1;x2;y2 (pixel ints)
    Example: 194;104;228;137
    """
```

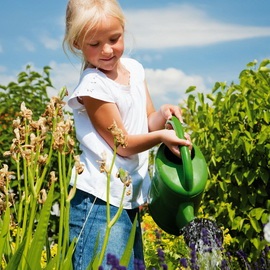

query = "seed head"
108;121;127;148
116;168;132;187
97;151;109;173
20;102;33;120
0;164;15;192
38;189;47;204
74;155;84;174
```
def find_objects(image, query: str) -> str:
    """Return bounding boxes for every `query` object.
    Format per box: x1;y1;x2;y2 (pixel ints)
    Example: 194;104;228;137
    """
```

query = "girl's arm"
81;94;190;158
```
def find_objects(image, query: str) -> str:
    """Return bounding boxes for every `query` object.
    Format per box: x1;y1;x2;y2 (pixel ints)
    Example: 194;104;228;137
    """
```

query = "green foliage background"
182;59;270;261
0;65;51;168
0;59;270;268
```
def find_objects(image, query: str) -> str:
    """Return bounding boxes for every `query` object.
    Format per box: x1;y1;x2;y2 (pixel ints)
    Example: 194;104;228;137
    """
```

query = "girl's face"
77;16;124;73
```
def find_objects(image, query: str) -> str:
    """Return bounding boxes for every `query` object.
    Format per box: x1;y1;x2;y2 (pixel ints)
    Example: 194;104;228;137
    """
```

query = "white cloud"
145;68;208;109
19;37;36;52
48;61;81;98
40;34;62;50
0;61;210;114
0;71;16;86
125;4;270;49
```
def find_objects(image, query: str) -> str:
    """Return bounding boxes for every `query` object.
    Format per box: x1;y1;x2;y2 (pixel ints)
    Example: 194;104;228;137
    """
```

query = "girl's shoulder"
121;57;143;70
121;57;145;80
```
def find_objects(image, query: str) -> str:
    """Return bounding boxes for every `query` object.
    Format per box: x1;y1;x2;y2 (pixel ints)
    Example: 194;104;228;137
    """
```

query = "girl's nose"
102;44;113;55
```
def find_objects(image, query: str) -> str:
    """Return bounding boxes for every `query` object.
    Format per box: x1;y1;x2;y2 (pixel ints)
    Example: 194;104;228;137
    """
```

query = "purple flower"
106;253;126;269
155;229;161;240
221;259;229;269
134;258;146;270
189;242;196;250
180;258;188;268
161;263;168;270
157;248;165;262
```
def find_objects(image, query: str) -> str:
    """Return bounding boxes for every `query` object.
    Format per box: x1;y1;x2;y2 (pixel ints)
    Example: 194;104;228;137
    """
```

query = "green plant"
0;87;79;269
0;83;137;269
142;211;190;269
0;65;51;168
90;121;137;269
182;59;270;262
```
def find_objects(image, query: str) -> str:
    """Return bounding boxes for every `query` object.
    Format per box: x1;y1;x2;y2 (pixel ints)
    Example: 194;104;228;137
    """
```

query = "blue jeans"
69;188;145;270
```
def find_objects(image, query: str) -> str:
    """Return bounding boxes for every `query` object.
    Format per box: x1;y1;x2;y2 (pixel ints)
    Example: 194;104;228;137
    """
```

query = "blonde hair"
63;0;125;66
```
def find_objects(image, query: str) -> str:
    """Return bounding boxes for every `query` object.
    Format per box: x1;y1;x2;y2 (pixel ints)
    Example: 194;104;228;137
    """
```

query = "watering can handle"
166;116;193;191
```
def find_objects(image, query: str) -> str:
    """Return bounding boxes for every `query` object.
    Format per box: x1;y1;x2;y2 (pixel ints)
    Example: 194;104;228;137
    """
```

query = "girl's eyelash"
110;36;121;42
87;35;121;46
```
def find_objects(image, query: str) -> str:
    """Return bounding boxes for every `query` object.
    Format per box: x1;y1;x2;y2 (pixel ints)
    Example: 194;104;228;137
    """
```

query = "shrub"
182;59;270;262
0;65;51;168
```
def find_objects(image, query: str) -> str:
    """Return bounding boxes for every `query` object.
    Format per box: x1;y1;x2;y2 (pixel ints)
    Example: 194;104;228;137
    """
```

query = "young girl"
63;0;191;269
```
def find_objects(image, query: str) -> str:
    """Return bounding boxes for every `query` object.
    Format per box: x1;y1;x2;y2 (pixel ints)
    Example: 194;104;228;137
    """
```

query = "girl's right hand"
160;129;192;157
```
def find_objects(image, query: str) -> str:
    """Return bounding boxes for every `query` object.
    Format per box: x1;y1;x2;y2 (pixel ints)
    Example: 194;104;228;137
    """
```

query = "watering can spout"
176;202;195;230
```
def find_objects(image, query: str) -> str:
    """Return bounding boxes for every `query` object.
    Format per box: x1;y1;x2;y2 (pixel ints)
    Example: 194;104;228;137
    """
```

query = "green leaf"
206;93;215;101
260;169;269;185
61;238;76;270
187;94;196;113
88;233;101;270
43;66;52;76
251;237;266;250
246;171;256;186
227;205;235;222
263;111;270;124
44;256;57;270
218;181;227;192
234;171;243;185
229;163;238;174
197;92;205;105
212;82;221;93
26;181;55;269
231;216;245;231
246;60;257;67
249;217;261;233
120;214;138;267
185;85;196;93
17;72;28;84
249;208;265;220
0;206;10;260
259;67;270;72
248;193;257;207
231;129;240;141
243;140;252;155
257;132;268;145
5;238;27;270
259;58;270;68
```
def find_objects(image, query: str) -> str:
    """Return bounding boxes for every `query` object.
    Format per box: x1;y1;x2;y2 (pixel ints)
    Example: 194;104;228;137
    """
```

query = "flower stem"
98;142;117;266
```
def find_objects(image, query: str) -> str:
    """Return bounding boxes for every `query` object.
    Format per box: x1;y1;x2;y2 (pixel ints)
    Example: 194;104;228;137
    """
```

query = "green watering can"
148;116;208;235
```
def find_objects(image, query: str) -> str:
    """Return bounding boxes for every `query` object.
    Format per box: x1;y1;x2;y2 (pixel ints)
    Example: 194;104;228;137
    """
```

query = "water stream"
179;218;228;269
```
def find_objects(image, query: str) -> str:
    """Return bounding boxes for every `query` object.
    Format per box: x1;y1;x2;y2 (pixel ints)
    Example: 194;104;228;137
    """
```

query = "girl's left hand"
160;104;183;123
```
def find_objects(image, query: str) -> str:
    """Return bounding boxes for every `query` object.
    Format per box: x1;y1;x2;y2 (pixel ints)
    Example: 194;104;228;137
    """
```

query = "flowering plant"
90;121;137;269
0;87;81;269
0;85;138;269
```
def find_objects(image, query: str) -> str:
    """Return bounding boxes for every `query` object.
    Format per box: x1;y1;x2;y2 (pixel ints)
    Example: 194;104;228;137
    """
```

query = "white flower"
264;217;270;242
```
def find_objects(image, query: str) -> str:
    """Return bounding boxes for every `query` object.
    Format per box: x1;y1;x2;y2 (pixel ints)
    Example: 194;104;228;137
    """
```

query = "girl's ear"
73;40;81;50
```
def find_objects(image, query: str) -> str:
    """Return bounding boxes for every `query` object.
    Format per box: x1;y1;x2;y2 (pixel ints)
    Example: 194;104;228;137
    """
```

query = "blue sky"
1;0;270;109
